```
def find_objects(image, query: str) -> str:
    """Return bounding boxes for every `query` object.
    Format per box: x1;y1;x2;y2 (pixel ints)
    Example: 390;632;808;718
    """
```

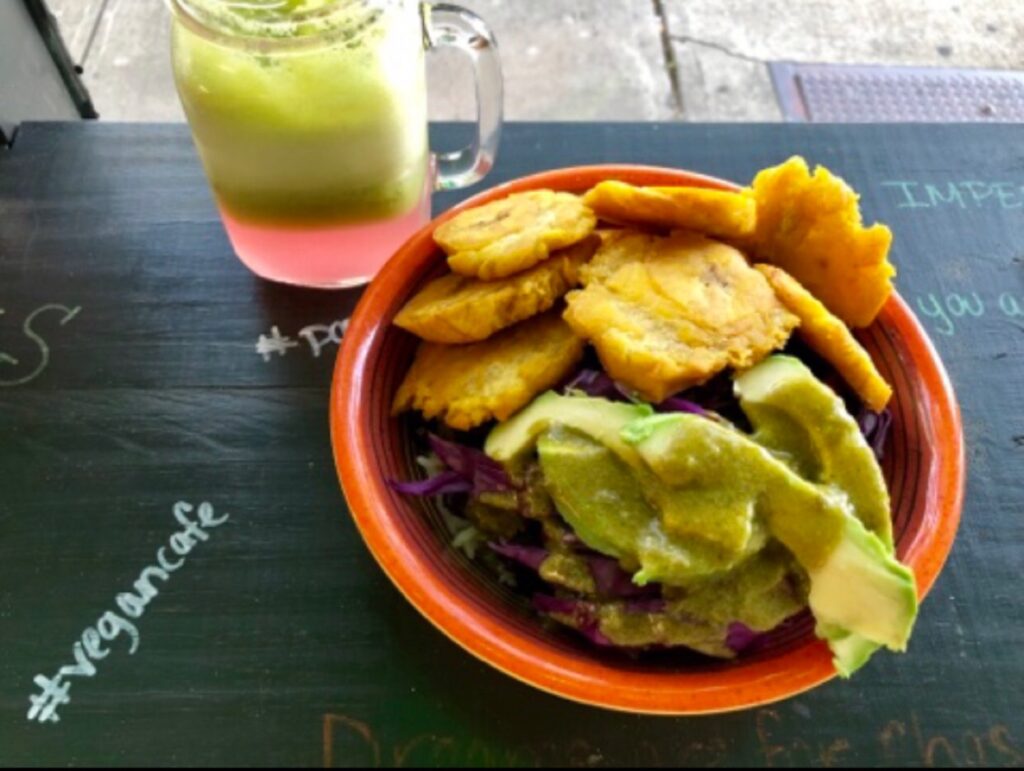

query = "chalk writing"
880;714;1024;768
914;291;1024;336
256;326;299;361
322;710;1023;768
256;318;349;362
882;180;1024;210
756;709;851;767
0;304;81;387
299;319;351;358
323;714;532;767
26;501;229;724
999;293;1023;318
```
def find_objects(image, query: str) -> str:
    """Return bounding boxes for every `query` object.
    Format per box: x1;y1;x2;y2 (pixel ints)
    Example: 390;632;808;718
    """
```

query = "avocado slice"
485;391;652;465
490;393;764;560
537;428;749;583
623;412;917;677
652;487;766;561
536;428;652;561
807;515;919;675
734;355;893;548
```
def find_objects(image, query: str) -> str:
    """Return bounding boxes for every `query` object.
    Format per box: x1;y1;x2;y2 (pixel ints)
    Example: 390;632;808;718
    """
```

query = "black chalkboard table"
1;122;1022;768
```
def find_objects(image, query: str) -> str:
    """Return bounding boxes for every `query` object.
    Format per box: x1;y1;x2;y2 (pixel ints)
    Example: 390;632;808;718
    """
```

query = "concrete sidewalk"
48;0;1023;122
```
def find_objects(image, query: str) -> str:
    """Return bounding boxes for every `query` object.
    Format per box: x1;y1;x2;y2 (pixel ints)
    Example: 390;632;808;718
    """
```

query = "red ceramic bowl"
331;165;965;714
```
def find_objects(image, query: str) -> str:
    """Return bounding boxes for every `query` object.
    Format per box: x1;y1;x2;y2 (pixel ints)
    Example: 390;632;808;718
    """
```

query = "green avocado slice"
623;411;917;677
485;391;652;466
489;392;762;560
734;355;894;548
537;428;751;583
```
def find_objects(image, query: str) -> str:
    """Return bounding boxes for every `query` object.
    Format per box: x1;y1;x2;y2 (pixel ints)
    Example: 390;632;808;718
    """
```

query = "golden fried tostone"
583;180;756;239
745;156;895;328
393;236;599;344
756;264;892;411
564;231;798;402
392;310;585;430
435;190;597;280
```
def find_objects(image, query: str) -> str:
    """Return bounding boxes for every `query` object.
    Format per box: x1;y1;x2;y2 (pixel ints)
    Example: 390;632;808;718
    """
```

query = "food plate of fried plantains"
333;161;964;714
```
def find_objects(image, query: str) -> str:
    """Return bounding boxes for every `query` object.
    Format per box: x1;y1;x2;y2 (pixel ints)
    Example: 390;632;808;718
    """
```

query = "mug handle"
422;4;503;191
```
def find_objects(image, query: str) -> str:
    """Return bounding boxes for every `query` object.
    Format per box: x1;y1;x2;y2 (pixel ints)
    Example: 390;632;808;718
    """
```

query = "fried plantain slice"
579;229;654;285
564;231;798;402
744;156;895;328
392;310;585;430
583;180;756;239
436;190;597;280
394;236;598;344
756;264;892;411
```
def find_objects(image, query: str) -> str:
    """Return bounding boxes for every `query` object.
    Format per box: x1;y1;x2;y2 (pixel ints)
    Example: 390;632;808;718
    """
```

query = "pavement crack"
80;0;113;66
671;34;764;64
651;0;684;115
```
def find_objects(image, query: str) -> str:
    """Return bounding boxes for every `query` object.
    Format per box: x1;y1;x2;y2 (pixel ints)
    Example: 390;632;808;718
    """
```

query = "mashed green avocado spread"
486;355;917;677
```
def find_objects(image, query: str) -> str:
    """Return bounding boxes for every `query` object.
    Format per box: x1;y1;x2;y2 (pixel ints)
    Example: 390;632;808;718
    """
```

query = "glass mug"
169;0;502;287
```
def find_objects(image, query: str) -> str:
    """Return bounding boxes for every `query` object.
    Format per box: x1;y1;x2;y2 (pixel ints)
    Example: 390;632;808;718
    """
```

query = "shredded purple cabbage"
578;622;616;647
387;471;473;497
857;407;893;461
428;434;514;492
564;369;621;399
656;396;710;417
489;540;659;602
586;556;657;599
725;622;764;653
532;594;582;616
568;368;714;419
489;542;548;571
564;368;647;403
390;434;515;497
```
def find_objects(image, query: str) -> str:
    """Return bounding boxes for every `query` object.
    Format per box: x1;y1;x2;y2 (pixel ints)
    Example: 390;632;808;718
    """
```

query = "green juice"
171;0;429;226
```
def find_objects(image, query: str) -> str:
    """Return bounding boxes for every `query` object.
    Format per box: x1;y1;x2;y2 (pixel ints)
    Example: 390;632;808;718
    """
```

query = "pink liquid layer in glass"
220;191;432;288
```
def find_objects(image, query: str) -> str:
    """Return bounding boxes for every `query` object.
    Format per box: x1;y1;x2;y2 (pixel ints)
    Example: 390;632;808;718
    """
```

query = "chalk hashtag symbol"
27;674;70;724
256;326;299;362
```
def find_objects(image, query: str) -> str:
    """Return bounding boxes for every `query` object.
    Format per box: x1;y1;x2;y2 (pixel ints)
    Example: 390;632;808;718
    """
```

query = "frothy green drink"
172;0;428;226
